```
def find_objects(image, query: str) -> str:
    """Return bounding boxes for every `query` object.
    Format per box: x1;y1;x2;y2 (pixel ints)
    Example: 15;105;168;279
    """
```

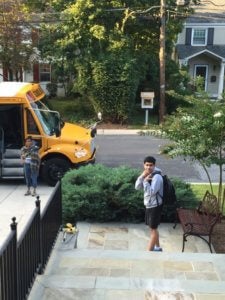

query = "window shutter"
207;28;214;45
185;28;192;45
33;64;39;82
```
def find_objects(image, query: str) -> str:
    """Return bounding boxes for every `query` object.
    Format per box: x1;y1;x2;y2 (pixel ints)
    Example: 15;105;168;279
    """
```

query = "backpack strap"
152;171;163;206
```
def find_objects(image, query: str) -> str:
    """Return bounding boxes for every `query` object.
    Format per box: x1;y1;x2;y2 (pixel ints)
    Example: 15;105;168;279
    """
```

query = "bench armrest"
184;221;211;234
196;201;203;212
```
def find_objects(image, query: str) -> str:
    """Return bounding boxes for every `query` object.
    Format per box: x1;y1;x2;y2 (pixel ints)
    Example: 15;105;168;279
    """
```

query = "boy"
135;156;163;251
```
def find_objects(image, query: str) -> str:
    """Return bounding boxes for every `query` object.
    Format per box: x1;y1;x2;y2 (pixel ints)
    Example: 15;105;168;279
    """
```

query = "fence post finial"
35;195;40;208
10;217;17;231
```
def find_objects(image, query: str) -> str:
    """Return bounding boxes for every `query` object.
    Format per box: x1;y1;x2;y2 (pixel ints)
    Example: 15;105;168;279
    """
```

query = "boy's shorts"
145;205;163;229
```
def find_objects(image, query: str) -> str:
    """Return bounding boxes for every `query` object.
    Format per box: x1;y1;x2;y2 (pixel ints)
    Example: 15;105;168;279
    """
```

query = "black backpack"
152;172;177;205
161;174;177;205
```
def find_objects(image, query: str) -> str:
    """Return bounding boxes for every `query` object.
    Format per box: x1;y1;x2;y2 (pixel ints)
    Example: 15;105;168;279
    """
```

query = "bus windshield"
31;101;61;136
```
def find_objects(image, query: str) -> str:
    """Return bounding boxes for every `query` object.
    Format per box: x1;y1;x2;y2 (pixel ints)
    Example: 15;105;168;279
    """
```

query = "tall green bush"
75;49;145;123
62;164;198;223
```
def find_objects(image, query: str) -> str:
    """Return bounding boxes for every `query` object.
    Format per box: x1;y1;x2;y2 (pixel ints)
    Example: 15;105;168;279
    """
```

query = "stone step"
28;222;225;300
30;246;225;300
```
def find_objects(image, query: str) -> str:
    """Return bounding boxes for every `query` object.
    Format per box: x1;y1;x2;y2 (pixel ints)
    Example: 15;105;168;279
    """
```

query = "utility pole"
159;0;166;124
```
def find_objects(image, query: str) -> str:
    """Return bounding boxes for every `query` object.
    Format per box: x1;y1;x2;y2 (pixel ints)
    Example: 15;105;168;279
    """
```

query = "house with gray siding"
176;8;225;99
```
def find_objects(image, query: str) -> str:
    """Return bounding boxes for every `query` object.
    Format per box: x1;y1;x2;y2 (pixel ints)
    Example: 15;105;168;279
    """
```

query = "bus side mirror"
54;114;61;137
55;127;61;137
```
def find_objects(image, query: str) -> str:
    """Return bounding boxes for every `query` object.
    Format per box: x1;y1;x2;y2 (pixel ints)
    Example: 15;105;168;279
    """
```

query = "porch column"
218;61;225;99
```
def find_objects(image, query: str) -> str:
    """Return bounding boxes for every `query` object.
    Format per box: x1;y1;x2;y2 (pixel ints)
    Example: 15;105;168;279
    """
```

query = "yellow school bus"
0;82;96;185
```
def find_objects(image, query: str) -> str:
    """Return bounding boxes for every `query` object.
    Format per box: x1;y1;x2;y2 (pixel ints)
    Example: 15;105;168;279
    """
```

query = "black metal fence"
41;180;62;273
0;181;62;300
0;218;17;300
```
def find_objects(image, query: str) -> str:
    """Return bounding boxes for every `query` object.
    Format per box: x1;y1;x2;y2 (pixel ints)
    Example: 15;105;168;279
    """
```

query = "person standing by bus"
21;136;40;196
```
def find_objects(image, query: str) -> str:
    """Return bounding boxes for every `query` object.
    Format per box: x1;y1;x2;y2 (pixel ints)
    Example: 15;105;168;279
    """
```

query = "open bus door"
0;105;24;178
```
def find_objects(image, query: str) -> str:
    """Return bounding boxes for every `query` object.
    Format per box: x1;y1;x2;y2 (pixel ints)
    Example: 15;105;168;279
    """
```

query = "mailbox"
140;92;154;125
141;92;154;109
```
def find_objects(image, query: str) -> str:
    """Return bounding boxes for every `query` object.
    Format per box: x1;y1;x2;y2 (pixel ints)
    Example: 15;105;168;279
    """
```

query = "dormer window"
192;29;207;46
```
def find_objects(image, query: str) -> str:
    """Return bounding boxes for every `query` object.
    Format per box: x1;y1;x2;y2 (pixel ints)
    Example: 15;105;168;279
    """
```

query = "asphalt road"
95;134;221;183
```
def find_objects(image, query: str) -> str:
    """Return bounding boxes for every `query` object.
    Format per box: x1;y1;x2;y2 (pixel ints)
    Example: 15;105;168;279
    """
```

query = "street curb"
97;129;149;135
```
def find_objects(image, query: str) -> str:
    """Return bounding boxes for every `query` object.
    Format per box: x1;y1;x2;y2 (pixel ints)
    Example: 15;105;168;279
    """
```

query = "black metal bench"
177;191;221;253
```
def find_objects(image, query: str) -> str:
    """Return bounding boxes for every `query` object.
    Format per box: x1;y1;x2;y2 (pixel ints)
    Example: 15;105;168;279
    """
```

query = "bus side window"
27;110;40;135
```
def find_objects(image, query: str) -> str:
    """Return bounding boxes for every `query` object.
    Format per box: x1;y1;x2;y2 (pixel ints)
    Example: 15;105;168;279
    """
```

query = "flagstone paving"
28;222;225;300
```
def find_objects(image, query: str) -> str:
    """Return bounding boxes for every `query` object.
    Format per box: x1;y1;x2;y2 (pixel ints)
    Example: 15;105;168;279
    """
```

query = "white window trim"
194;64;208;91
191;28;208;46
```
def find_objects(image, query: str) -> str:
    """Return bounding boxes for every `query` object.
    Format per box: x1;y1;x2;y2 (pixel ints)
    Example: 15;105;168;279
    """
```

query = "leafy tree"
37;26;77;96
162;94;225;211
0;0;34;81
37;0;193;122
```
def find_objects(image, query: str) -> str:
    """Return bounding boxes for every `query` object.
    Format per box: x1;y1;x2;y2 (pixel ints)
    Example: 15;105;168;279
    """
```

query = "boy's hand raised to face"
141;170;152;180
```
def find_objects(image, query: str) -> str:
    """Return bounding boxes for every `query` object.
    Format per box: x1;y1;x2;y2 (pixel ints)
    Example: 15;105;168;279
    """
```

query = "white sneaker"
153;246;163;252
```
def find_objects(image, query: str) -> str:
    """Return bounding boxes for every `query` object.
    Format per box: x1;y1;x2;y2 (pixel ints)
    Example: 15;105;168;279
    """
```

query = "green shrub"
62;164;143;223
62;164;199;223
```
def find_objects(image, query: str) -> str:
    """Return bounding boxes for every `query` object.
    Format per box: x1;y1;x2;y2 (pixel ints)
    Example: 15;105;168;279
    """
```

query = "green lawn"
190;183;225;214
190;184;212;200
190;184;224;199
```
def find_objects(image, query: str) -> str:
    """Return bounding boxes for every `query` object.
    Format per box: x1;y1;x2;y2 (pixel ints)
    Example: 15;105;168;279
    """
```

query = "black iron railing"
40;181;62;274
0;181;62;300
17;199;41;300
0;218;17;300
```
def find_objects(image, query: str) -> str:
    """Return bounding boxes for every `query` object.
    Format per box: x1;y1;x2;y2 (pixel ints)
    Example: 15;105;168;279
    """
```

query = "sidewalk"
97;129;144;135
0;181;54;247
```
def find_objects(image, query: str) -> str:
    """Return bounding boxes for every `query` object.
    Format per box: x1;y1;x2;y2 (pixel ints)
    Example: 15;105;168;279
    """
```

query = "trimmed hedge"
62;164;198;223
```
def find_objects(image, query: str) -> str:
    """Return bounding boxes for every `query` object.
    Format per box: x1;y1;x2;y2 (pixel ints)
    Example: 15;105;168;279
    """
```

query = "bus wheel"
41;158;71;186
